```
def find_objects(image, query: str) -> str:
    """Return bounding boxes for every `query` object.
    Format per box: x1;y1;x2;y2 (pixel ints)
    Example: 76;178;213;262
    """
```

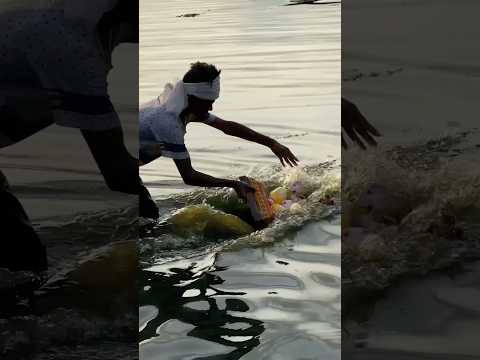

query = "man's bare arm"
209;118;275;147
173;158;253;199
207;117;299;167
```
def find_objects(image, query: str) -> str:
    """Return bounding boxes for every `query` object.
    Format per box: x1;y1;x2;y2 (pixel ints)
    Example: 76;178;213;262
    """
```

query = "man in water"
0;1;157;273
139;62;299;206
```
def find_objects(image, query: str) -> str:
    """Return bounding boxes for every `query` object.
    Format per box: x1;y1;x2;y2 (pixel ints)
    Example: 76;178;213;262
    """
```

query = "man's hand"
233;180;256;201
270;141;299;167
342;98;381;150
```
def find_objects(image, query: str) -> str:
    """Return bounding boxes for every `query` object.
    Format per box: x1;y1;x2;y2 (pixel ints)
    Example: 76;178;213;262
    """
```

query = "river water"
139;1;341;359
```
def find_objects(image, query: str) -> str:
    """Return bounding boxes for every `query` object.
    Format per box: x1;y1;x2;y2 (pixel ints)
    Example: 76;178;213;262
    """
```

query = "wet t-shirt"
139;97;217;165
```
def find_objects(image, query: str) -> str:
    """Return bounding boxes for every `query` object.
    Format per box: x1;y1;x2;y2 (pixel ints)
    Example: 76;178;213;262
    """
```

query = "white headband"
163;76;220;116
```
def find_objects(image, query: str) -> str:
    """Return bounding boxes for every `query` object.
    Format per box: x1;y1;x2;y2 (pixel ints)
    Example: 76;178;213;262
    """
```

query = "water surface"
139;1;341;359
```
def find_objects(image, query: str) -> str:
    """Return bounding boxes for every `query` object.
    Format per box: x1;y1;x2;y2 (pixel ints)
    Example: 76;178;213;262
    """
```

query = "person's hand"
270;141;299;167
342;98;381;149
233;180;256;201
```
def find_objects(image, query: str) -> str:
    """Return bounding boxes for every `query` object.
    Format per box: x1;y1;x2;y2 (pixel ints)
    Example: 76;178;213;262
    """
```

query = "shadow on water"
140;264;265;359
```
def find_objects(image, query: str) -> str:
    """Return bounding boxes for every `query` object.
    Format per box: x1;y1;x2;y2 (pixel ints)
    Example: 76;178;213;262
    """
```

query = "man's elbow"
222;128;235;136
216;120;236;136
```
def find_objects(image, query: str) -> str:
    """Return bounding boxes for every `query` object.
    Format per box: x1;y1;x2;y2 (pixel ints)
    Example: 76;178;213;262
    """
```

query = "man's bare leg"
0;170;48;273
81;127;159;219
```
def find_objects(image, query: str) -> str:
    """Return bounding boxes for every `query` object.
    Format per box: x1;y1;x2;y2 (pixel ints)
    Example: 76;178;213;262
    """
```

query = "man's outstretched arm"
174;157;254;200
207;117;299;167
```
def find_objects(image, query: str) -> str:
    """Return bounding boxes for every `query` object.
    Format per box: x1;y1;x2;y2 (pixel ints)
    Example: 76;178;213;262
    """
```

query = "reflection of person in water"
140;267;265;359
0;1;155;273
139;62;299;207
341;97;381;149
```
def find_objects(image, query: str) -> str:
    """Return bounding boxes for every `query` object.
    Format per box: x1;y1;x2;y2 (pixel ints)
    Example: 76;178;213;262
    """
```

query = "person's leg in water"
81;127;159;219
0;97;53;274
0;122;157;277
0;170;48;274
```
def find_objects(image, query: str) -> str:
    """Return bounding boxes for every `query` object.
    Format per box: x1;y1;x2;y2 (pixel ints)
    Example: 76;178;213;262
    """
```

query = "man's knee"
0;104;53;146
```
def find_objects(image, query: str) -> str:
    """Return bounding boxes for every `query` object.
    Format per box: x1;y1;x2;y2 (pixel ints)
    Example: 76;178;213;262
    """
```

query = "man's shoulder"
140;97;160;110
140;101;172;122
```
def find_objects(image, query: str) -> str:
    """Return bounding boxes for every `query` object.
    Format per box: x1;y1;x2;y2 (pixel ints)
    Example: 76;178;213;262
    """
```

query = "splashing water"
140;164;340;266
342;132;480;309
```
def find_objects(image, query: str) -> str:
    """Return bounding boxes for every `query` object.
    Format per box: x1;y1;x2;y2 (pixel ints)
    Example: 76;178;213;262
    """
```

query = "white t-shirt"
139;97;217;164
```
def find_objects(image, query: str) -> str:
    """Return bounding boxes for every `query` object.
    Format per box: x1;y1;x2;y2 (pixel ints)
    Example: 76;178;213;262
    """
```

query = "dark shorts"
0;8;120;147
0;90;120;147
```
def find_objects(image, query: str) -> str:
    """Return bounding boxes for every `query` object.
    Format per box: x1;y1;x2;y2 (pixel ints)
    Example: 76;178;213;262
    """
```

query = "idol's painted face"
186;95;215;120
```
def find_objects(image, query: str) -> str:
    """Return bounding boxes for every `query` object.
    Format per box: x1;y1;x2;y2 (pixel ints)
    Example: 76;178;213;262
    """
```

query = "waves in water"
342;131;480;314
140;164;340;264
1;204;139;358
138;0;340;357
139;164;341;359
